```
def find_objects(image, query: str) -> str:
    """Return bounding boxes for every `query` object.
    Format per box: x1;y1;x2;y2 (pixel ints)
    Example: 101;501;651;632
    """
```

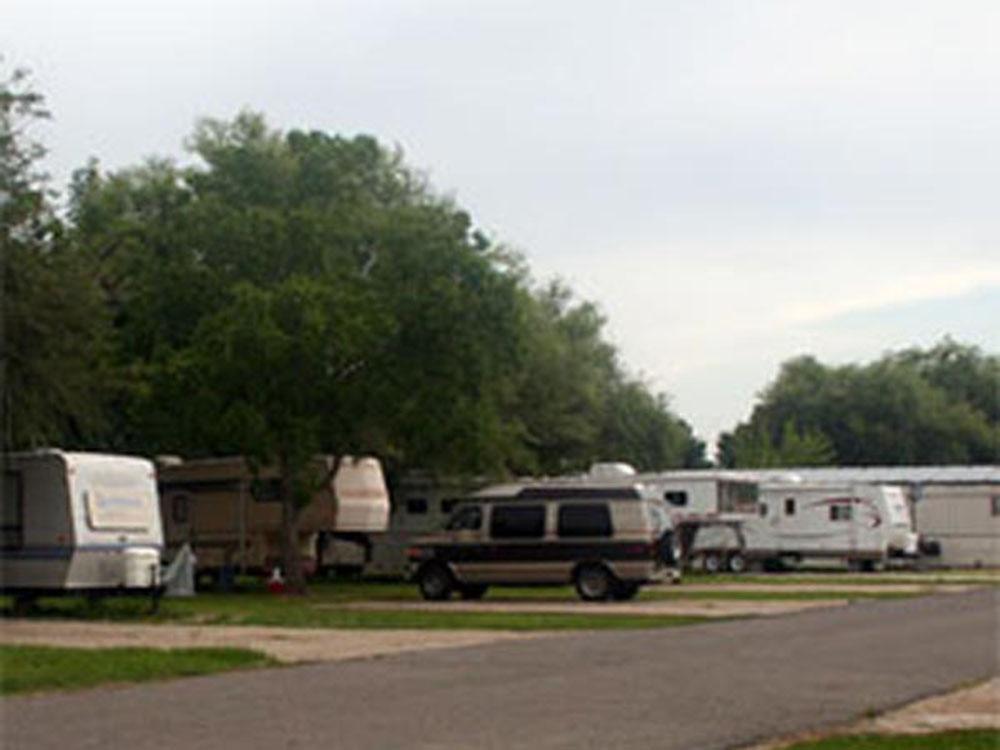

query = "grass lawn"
0;584;713;631
0;572;969;631
0;644;273;695
782;730;1000;749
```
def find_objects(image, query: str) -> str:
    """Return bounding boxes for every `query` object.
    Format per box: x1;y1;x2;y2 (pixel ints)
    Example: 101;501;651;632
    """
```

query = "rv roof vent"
588;462;637;479
155;455;185;468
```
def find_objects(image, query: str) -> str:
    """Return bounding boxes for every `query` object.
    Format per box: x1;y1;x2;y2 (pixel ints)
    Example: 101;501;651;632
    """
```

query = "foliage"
720;342;998;467
1;66;112;450
0;644;271;694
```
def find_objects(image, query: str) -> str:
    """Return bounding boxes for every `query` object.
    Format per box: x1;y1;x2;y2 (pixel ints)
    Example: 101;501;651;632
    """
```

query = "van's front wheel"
417;563;454;601
575;564;615;601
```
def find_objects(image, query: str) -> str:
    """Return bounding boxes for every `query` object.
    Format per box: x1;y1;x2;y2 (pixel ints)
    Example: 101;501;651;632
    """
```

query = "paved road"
4;589;997;750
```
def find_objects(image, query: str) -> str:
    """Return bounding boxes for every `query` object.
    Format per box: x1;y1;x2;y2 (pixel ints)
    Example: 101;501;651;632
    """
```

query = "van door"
441;504;489;583
481;503;548;584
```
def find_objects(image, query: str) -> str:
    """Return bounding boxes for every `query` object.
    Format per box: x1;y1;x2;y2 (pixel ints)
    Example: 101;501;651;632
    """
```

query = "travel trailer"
157;455;389;580
690;481;920;572
752;466;1000;568
1;450;164;599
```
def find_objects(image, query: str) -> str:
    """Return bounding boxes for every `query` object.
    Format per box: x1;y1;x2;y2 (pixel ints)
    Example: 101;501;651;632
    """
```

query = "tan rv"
157;455;389;580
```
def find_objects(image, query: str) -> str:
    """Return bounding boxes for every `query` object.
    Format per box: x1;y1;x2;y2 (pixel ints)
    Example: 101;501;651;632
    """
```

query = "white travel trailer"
752;466;1000;568
692;481;919;572
1;450;164;599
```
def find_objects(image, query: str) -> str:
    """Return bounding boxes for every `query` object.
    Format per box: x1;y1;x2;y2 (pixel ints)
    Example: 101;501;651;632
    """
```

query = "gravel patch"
743;678;1000;749
0;620;546;663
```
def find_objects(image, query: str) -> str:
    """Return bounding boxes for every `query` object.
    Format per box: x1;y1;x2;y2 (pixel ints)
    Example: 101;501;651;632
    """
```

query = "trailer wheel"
702;552;723;574
727;553;747;574
417;563;454;601
575;564;615;601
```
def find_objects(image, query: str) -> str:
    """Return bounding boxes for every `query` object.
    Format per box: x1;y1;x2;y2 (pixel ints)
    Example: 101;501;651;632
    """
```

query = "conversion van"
407;482;676;601
1;451;163;599
690;482;919;572
158;455;389;580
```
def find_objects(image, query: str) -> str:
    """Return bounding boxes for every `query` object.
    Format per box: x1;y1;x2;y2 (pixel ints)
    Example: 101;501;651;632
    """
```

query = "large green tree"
1;67;111;451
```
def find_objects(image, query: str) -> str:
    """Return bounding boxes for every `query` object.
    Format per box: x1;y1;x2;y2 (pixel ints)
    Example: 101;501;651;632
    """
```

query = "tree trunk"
279;464;308;595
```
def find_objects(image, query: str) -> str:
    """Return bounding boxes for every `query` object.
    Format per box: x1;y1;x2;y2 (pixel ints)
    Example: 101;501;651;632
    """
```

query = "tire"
727;553;747;574
459;584;489;600
702;552;722;574
575;564;615;601
611;581;640;601
417;563;454;601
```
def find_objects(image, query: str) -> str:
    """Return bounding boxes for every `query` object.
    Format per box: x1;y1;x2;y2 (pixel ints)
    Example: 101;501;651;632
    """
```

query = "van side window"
664;491;688;507
406;498;428;515
557;504;612;538
784;498;796;516
1;471;23;549
490;505;545;539
446;505;482;531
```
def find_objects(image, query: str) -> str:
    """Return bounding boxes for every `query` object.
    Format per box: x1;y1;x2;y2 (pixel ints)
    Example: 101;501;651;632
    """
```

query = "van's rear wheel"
459;584;489;600
611;581;640;601
575;564;615;601
417;563;454;601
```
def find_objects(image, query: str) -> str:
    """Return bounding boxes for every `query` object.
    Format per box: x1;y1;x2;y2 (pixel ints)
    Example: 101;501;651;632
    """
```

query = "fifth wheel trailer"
1;450;163;598
157;455;389;580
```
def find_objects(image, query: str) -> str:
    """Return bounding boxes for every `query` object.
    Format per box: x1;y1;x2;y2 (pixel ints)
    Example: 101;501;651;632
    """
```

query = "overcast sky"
5;1;999;448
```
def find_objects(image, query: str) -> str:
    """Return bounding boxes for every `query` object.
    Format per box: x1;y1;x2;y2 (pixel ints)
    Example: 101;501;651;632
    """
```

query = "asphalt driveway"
3;588;997;750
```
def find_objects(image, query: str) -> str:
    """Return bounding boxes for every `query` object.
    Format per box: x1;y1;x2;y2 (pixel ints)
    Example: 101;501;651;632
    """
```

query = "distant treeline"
718;339;999;467
3;70;997;481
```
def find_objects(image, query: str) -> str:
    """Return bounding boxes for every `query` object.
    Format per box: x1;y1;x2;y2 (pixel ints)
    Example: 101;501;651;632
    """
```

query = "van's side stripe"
430;541;653;563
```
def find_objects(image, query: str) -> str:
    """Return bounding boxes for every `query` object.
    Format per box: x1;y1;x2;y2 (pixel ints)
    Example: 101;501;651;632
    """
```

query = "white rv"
691;482;919;572
1;450;164;598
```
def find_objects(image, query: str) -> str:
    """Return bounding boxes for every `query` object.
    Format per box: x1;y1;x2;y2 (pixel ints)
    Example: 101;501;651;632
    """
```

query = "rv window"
441;498;460;515
991;496;1000;517
664;491;688;507
830;504;852;522
759;503;768;518
490;505;546;539
446;505;482;531
557;504;613;538
250;479;281;503
784;498;796;516
406;498;428;515
84;488;151;531
1;471;23;549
